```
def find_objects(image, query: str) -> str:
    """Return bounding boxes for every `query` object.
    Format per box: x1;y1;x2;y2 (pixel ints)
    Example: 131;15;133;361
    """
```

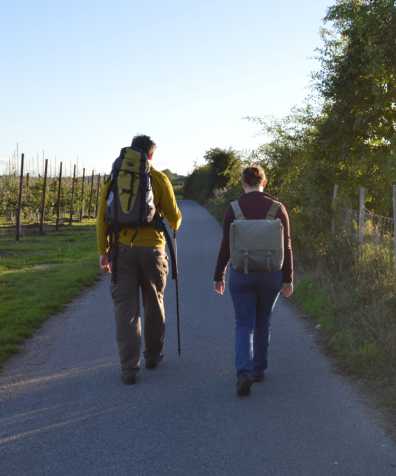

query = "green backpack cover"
229;200;284;273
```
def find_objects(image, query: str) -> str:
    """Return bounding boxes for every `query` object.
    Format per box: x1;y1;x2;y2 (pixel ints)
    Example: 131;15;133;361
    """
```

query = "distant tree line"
184;0;396;241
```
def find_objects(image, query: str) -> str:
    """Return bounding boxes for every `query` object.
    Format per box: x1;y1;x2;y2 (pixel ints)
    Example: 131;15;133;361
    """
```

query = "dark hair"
242;165;267;187
131;135;156;154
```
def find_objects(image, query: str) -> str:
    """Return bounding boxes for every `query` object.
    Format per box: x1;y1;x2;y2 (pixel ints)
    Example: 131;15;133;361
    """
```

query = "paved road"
1;201;396;476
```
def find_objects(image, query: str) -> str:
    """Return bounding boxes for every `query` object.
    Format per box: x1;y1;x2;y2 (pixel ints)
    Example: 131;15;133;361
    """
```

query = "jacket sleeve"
213;205;234;281
158;174;182;231
96;180;110;255
277;204;293;284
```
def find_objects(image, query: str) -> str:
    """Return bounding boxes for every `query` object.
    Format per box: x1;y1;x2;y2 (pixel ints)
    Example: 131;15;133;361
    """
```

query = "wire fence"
332;185;396;265
338;207;394;241
362;208;394;243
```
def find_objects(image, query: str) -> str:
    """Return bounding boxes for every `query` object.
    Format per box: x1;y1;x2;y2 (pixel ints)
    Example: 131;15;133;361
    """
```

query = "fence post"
95;173;101;218
359;187;366;244
79;167;86;222
69;164;76;225
39;159;48;234
88;169;94;218
55;162;63;231
16;153;25;241
393;184;396;268
331;184;339;234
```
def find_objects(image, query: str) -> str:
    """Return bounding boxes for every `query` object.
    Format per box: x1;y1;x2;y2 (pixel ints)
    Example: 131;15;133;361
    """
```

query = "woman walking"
213;165;293;397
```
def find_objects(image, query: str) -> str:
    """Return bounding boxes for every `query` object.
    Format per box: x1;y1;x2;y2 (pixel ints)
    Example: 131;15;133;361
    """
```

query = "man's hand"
214;280;225;295
99;255;112;273
281;283;293;298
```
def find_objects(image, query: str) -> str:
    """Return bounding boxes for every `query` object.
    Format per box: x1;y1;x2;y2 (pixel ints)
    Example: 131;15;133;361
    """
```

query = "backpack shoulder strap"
266;201;281;220
231;201;245;220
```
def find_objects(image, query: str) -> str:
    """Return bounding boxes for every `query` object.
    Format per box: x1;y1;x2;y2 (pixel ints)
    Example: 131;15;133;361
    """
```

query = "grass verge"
0;222;99;367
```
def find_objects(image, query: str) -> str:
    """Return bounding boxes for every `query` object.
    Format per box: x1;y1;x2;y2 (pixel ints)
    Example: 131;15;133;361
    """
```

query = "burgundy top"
213;191;293;283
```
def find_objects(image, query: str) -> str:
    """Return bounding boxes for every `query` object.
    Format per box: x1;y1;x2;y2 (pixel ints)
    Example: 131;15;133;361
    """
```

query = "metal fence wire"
363;208;394;243
332;185;395;259
337;207;394;244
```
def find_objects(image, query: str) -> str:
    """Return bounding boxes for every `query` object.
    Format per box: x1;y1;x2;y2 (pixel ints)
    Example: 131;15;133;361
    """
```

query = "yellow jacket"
96;166;182;255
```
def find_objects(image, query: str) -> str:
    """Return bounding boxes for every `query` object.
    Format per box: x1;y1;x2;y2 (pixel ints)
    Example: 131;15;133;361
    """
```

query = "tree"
314;0;396;213
203;148;241;192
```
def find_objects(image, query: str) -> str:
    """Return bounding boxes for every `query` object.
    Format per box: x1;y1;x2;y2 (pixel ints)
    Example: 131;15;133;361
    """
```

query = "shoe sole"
145;362;157;369
252;375;265;383
145;355;164;369
237;379;252;397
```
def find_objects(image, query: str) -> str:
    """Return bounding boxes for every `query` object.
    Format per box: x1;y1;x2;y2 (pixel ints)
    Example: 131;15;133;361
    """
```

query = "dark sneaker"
145;354;164;370
121;372;137;385
236;374;253;397
252;372;265;383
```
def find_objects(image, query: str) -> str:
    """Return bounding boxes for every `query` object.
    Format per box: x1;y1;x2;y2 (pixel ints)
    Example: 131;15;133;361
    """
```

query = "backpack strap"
266;201;281;220
231;201;245;220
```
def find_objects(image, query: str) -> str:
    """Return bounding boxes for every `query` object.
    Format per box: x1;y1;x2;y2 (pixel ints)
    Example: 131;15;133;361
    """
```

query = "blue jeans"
229;268;282;377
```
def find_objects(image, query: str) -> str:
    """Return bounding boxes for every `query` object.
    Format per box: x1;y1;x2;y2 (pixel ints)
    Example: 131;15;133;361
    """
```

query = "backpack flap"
230;218;284;273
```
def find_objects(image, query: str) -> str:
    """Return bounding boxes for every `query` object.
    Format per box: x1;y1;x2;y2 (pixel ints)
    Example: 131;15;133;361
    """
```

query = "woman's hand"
214;280;225;295
281;283;293;298
99;255;112;273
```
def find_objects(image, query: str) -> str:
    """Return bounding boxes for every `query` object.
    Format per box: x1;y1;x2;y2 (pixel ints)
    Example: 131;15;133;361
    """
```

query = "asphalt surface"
1;200;396;476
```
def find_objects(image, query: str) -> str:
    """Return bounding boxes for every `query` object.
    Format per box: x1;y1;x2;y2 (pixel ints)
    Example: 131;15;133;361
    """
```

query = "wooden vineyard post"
95;173;101;218
331;184;339;235
79;167;85;222
69;164;76;226
39;159;49;234
393;185;396;269
358;187;366;244
55;162;63;231
87;169;94;218
16;153;25;241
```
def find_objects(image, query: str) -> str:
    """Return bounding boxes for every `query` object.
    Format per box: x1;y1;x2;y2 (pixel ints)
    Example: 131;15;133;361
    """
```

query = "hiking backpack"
229;200;284;274
105;146;179;288
105;147;156;228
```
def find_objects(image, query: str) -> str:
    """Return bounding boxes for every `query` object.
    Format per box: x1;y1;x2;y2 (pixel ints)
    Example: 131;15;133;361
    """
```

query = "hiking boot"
145;354;164;370
121;372;138;385
236;374;253;397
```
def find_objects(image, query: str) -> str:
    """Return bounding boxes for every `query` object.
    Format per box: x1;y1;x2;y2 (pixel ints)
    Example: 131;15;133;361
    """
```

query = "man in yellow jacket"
96;135;182;384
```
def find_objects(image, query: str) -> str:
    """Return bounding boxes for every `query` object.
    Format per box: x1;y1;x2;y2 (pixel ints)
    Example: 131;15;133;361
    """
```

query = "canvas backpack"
105;146;156;229
229;200;284;274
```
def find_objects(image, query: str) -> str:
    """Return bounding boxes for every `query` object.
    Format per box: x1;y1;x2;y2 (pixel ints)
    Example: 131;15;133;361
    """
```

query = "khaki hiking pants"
110;245;169;376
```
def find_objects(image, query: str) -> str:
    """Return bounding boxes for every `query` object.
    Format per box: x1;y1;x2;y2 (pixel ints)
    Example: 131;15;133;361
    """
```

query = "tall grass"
296;235;396;370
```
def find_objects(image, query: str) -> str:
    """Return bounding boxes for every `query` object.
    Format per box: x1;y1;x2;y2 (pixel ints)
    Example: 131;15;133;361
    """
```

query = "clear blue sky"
1;0;331;176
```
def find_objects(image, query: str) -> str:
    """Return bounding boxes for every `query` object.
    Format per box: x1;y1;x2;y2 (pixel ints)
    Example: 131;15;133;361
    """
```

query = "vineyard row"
1;154;107;239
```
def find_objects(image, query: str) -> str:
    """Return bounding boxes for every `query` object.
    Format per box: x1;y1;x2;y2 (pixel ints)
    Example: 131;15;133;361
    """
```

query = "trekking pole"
158;218;181;356
173;230;181;356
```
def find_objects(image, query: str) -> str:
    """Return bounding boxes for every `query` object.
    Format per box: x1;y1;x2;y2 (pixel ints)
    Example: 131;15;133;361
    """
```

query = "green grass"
294;275;385;370
0;222;100;367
